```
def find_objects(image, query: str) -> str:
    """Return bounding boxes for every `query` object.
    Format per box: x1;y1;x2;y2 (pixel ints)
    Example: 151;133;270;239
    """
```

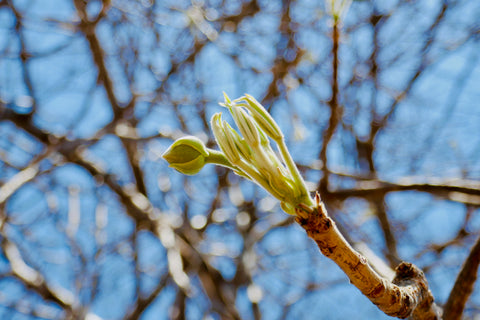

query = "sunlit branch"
296;194;441;319
0;146;58;205
0;238;75;316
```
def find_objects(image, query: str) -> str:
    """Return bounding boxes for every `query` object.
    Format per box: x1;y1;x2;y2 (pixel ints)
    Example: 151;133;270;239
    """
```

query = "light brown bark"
296;194;441;319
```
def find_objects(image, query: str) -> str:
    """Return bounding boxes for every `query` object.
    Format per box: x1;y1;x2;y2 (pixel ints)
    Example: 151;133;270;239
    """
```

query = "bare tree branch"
443;234;480;319
296;194;441;319
318;15;341;195
0;237;75;318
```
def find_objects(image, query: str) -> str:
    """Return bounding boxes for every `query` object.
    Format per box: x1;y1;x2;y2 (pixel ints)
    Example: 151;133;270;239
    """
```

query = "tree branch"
2;105;244;319
369;1;448;141
443;234;480;319
374;199;401;267
318;16;341;194
328;176;480;205
296;194;441;319
0;238;75;318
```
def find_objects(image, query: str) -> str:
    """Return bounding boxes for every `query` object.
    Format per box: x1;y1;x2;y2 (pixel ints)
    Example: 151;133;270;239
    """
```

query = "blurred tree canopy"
1;0;480;319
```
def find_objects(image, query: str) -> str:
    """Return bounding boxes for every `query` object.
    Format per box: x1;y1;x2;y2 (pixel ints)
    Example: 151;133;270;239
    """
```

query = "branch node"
298;204;333;238
393;262;425;286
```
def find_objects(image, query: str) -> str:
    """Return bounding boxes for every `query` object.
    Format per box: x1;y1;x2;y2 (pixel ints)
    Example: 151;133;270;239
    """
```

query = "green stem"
277;139;314;207
206;149;285;200
205;149;235;168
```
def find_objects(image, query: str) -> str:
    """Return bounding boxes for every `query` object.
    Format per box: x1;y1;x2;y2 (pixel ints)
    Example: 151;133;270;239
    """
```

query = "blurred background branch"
0;0;479;319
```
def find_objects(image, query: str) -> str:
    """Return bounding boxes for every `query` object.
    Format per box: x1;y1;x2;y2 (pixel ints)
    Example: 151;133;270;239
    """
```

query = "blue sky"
1;0;480;319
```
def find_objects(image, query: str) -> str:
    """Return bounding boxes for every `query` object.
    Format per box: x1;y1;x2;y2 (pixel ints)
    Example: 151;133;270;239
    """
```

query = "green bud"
162;136;209;175
211;113;241;166
237;94;283;141
229;106;261;148
224;121;252;161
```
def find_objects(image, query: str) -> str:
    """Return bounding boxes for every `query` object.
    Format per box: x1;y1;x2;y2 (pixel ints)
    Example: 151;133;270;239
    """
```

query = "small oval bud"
162;136;209;175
